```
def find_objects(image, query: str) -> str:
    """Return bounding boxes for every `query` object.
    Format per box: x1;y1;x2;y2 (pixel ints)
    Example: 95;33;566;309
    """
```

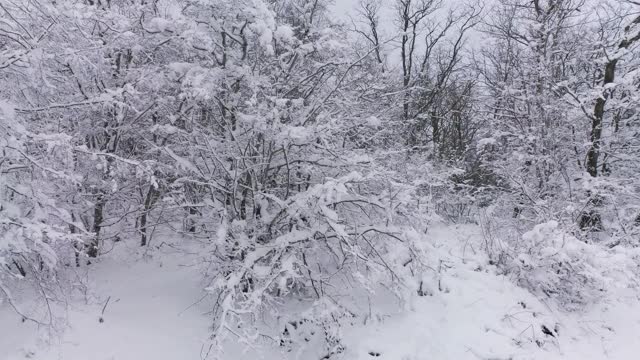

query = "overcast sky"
329;0;487;68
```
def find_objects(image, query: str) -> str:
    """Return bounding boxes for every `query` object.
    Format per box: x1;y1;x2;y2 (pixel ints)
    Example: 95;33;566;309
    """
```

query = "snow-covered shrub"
508;221;604;309
440;159;506;223
485;218;640;310
109;0;440;353
202;171;428;352
0;101;81;324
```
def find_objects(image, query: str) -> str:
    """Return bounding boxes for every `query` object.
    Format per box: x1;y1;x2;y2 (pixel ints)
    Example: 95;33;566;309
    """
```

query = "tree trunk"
139;186;158;247
87;192;105;258
587;15;640;177
586;59;616;177
70;212;81;267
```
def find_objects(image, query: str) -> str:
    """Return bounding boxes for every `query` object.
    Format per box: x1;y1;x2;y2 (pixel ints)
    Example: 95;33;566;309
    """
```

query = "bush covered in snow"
0;101;80;325
483;216;640;310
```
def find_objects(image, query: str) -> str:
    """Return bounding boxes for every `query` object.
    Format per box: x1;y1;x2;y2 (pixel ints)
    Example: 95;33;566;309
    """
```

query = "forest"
1;0;640;359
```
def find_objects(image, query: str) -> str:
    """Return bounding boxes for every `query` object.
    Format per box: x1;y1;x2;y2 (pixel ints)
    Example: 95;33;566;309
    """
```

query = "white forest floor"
2;225;640;360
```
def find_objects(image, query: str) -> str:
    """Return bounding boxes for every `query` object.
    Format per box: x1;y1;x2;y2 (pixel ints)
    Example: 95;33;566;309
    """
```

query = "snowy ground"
1;241;214;360
2;225;640;360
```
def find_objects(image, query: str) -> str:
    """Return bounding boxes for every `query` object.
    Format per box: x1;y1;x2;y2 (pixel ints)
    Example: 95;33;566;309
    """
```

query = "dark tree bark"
139;186;159;246
586;15;640;177
87;192;105;258
70;212;81;267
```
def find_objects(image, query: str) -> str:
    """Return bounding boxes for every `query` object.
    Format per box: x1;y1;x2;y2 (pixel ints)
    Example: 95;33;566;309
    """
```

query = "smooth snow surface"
1;243;213;360
2;226;640;360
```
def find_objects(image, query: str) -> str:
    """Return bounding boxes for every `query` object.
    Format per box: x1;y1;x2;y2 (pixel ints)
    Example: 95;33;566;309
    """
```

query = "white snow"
147;18;173;33
3;226;640;360
1;241;212;360
478;137;497;147
0;100;16;121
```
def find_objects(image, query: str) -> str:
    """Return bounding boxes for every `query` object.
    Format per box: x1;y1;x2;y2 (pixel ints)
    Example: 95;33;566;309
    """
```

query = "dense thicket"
1;0;639;355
